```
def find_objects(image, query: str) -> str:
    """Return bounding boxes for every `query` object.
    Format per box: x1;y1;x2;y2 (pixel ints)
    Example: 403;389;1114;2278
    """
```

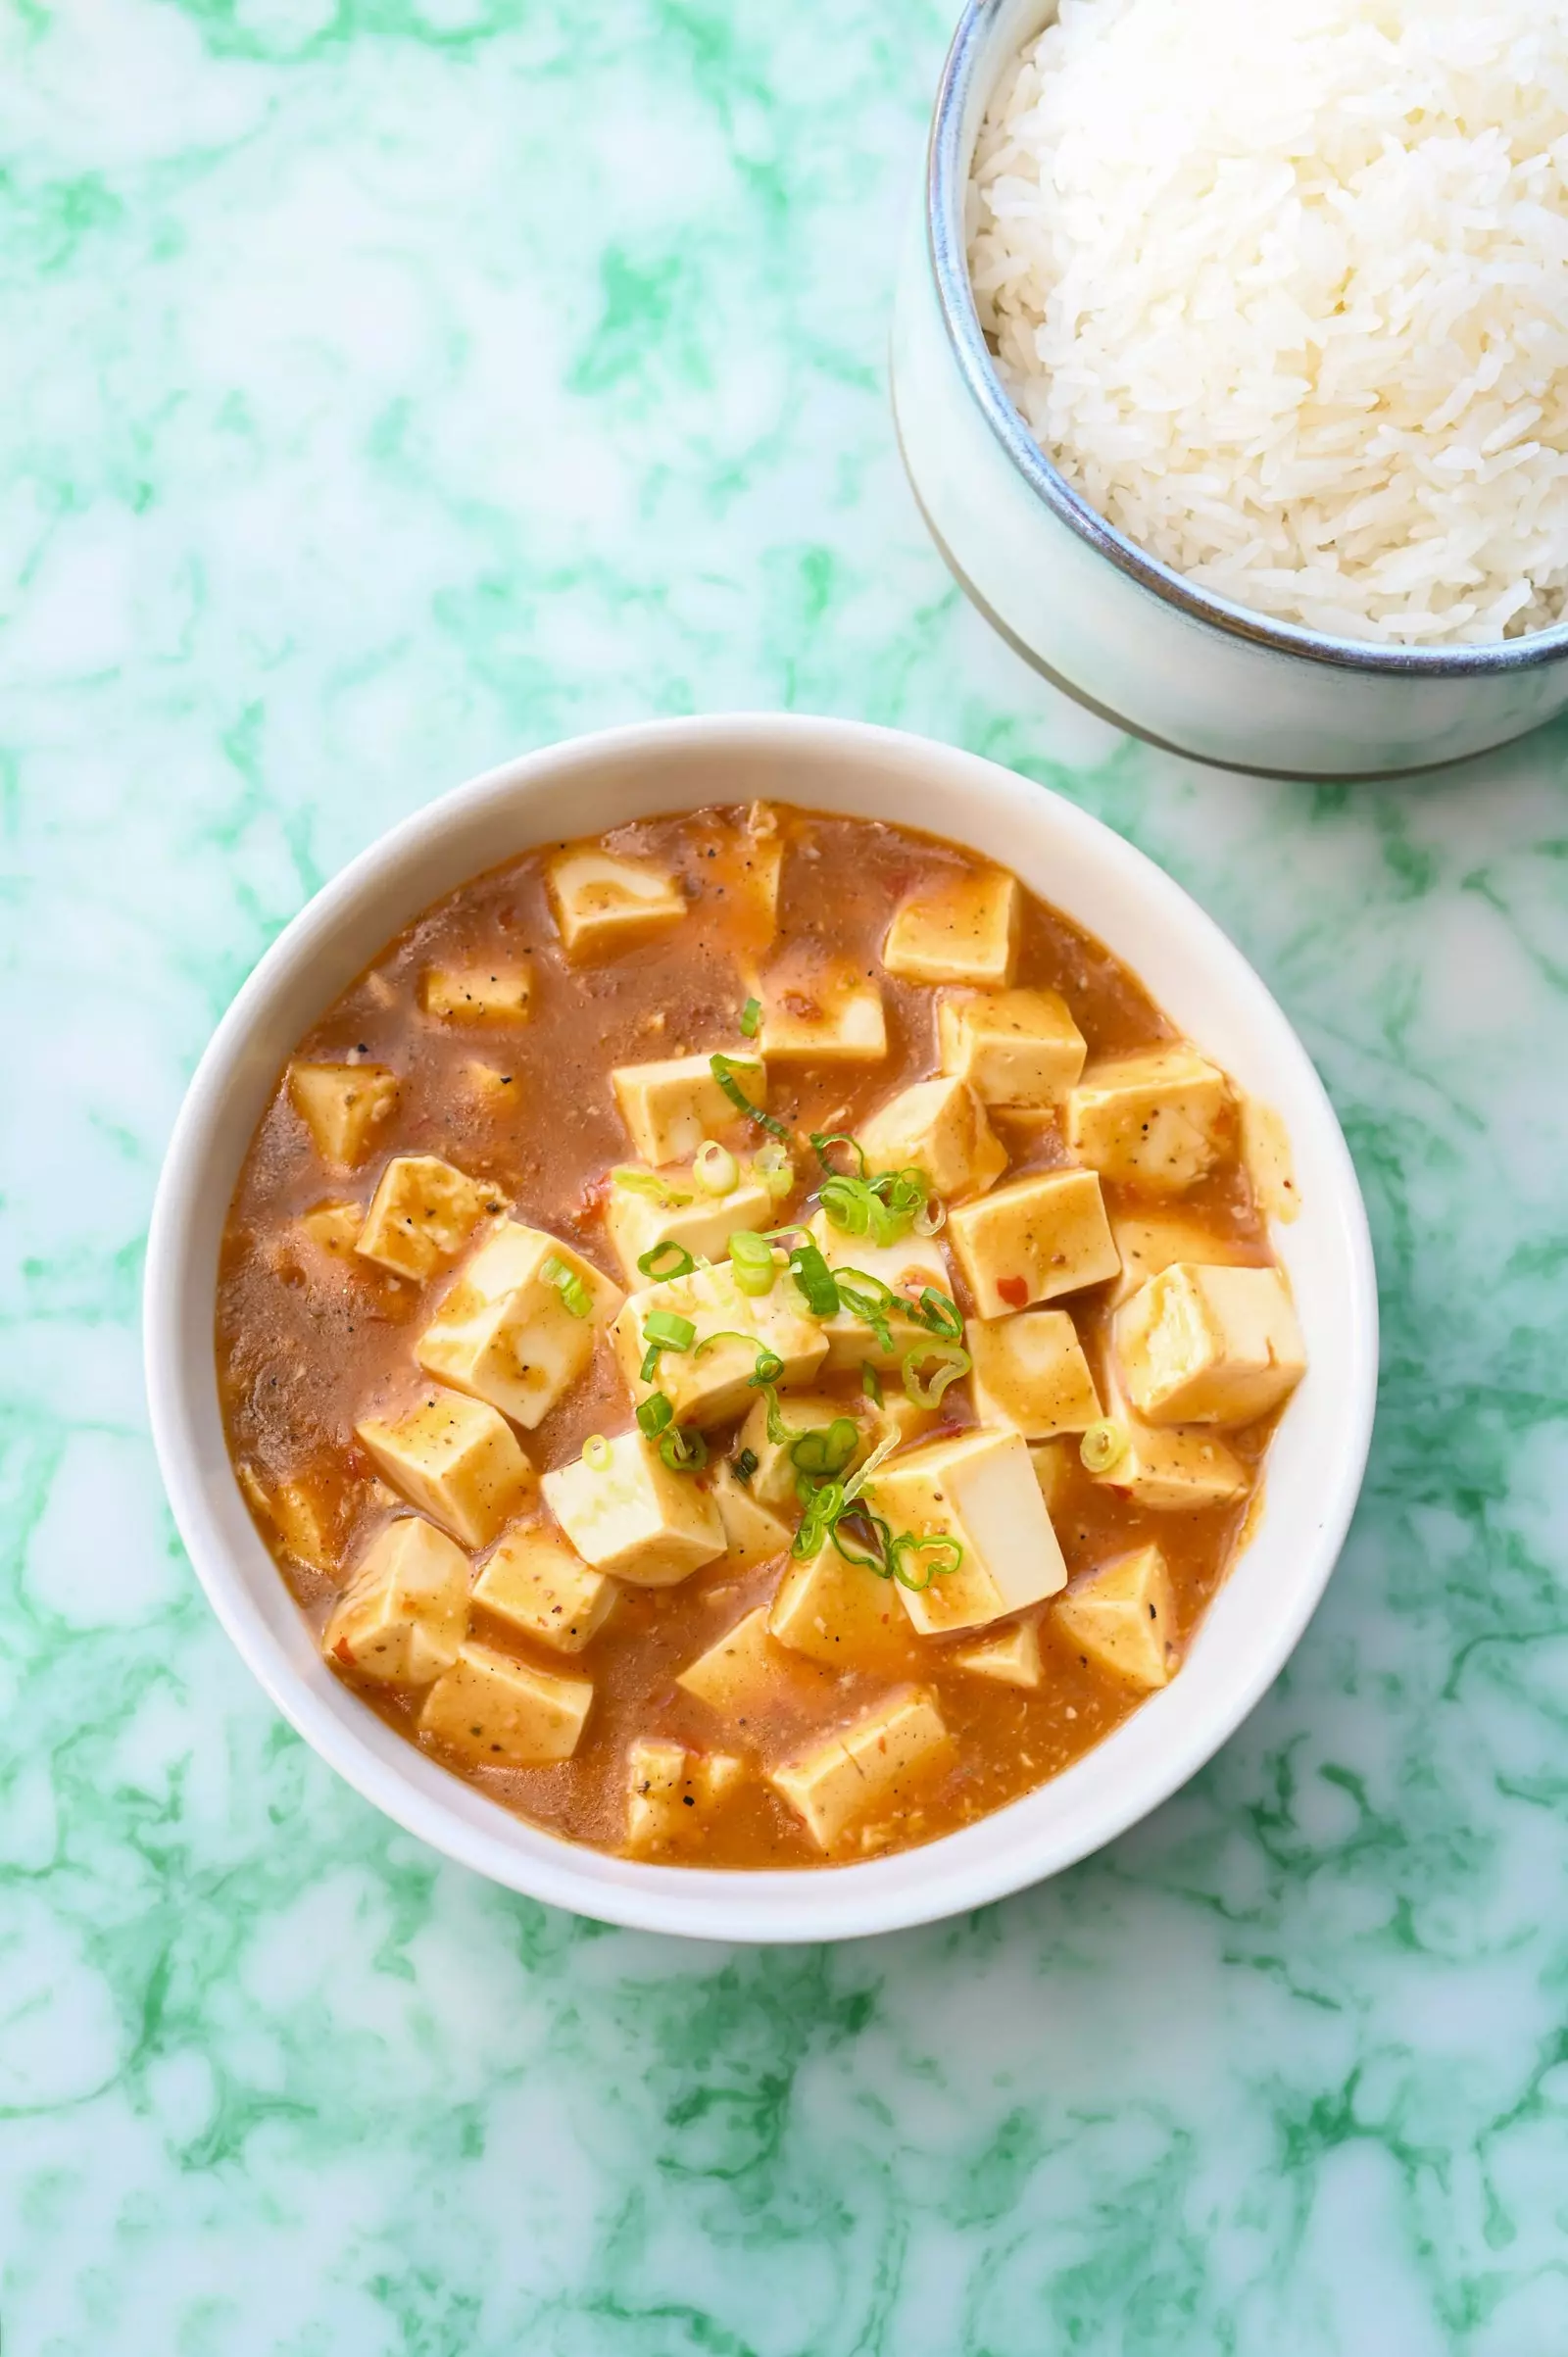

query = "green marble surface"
3;2;1567;2349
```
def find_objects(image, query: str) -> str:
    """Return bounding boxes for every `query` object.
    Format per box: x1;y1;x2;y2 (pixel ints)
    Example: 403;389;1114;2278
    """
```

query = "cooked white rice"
967;0;1568;644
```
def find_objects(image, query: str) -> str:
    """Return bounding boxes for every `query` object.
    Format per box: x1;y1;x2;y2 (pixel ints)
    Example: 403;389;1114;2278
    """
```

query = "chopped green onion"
542;1252;594;1319
636;1393;674;1438
760;1384;793;1446
733;1447;760;1484
809;1131;866;1178
913;1196;946;1236
887;1532;963;1591
1081;1419;1128;1475
582;1433;612;1470
644;1310;697;1351
710;1053;790;1144
787;1239;841;1319
790;1416;860;1478
727;1230;778;1298
740;996;761;1039
693;1141;739;1197
751;1348;785;1388
831;1508;895;1575
792;1478;846;1559
861;1361;884;1405
902;1341;971;1407
659;1424;709;1474
612;1166;694;1207
639;1345;662;1383
914;1288;963;1341
638;1240;697;1282
753;1142;794;1203
841;1431;900;1506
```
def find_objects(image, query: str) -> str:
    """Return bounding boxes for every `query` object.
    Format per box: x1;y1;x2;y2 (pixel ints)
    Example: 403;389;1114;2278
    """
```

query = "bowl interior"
145;716;1377;1941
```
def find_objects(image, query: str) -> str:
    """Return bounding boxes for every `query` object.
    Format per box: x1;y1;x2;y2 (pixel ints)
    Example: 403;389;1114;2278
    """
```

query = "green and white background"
4;2;1567;2349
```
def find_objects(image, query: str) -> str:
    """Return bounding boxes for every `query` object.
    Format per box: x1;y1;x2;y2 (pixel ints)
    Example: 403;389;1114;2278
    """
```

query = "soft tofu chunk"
356;1390;535;1548
1115;1263;1305;1427
416;1222;622;1430
858;1077;1006;1204
740;803;784;946
966;1308;1102;1438
419;1642;593;1763
805;1210;952;1374
299;1200;365;1259
547;846;686;961
883;868;1019;988
948;1168;1119;1318
612;1261;827;1429
734;1389;873;1509
1107;1208;1257;1306
1055;1546;1178;1690
708;1464;793;1573
238;1462;342;1573
1089;1367;1249;1510
760;958;887;1065
1067;1044;1232;1194
611;1051;765;1167
623;1739;744;1853
869;1390;942;1455
419;963;532;1024
677;1605;783;1719
287;1061;400;1169
867;1428;1067;1636
767;1536;911;1672
602;1163;772;1288
355;1154;494;1282
323;1516;469;1685
938;989;1087;1106
771;1691;951;1852
954;1618;1043;1690
470;1522;616;1653
542;1431;724;1587
1028;1440;1073;1514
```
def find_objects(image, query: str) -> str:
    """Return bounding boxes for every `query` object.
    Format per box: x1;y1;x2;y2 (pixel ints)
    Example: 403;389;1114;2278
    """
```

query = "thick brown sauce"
217;804;1280;1866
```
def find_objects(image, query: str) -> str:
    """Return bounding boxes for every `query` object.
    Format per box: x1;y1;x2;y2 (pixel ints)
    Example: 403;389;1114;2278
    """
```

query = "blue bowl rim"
929;0;1568;680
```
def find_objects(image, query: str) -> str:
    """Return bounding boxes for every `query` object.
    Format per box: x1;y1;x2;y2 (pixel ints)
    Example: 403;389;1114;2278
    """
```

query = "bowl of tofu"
144;713;1377;1941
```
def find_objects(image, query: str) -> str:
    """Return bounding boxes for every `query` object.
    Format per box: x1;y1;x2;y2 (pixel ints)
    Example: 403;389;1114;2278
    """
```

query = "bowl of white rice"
891;0;1568;776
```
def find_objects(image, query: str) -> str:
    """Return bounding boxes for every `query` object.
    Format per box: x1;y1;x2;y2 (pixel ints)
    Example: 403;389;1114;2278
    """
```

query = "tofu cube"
767;1538;915;1673
603;1162;772;1288
419;1642;593;1763
612;1262;827;1429
299;1200;365;1259
465;1061;521;1107
1055;1546;1178;1690
623;1740;745;1853
1067;1045;1232;1194
740;803;785;946
708;1463;793;1574
759;958;887;1065
1028;1440;1073;1514
547;846;686;961
869;1390;943;1455
948;1168;1119;1318
612;1051;765;1167
416;1222;622;1431
1107;1208;1257;1306
867;1428;1067;1636
1115;1263;1305;1427
806;1210;953;1375
355;1390;536;1548
883;869;1018;987
954;1619;1043;1690
938;989;1087;1106
542;1430;724;1587
677;1605;783;1720
238;1462;342;1573
858;1077;1006;1203
966;1307;1102;1438
734;1389;873;1510
323;1516;469;1685
1088;1366;1249;1510
355;1154;494;1282
419;963;532;1024
470;1522;617;1653
771;1691;951;1852
288;1061;400;1169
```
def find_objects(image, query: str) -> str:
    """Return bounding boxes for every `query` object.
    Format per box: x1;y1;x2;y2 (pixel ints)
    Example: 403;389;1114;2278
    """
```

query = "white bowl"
891;0;1568;779
144;714;1377;1942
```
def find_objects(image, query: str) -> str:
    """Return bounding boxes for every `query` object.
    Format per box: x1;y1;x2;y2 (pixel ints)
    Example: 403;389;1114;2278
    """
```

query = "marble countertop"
4;3;1566;2350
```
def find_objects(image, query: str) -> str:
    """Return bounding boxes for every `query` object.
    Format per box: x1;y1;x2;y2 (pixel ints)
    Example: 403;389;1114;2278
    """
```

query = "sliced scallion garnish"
740;996;761;1038
710;1053;790;1143
636;1393;674;1438
1081;1419;1128;1475
789;1416;860;1478
886;1532;963;1591
659;1424;708;1474
727;1230;777;1298
643;1309;697;1351
693;1140;739;1197
582;1433;612;1470
861;1361;884;1405
638;1240;697;1282
733;1446;760;1484
902;1341;970;1407
787;1238;840;1319
542;1252;595;1319
612;1166;694;1207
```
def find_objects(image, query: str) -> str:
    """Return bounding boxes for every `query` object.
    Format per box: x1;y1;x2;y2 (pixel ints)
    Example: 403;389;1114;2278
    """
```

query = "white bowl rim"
144;712;1378;1943
930;0;1568;679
